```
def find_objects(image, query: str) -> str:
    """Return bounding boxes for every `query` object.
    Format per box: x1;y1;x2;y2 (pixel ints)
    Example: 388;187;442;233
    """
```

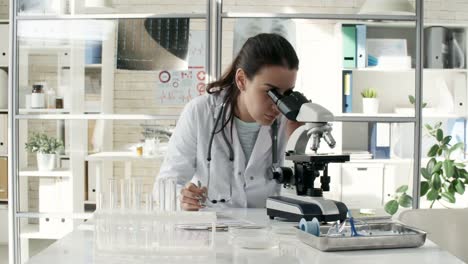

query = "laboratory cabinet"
341;163;384;209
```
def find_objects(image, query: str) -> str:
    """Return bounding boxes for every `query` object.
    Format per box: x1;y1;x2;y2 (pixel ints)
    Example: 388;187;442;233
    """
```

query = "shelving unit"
350;68;468;73
18;168;72;178
20;223;70;240
86;151;165;161
334;113;415;123
84;64;102;69
18;109;70;114
339;20;468;166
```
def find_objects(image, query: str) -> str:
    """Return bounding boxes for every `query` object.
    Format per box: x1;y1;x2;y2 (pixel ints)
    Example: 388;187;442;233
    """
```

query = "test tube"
108;178;119;210
145;192;153;212
165;177;177;211
120;179;131;210
132;177;144;210
97;192;105;210
157;177;166;211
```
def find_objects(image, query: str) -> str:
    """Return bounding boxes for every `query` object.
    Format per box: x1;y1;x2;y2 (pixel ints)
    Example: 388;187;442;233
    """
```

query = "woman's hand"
286;120;303;138
180;183;207;211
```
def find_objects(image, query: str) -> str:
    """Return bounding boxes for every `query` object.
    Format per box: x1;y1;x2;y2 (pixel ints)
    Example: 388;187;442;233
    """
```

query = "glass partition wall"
9;1;212;262
8;0;428;263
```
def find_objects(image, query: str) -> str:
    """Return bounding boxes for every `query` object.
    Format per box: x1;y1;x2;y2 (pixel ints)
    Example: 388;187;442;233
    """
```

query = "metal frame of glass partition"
213;0;423;208
7;0;424;263
7;1;213;263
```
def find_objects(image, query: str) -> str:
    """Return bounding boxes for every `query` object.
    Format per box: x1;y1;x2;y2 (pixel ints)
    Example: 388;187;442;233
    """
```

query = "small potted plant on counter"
361;88;379;114
25;132;64;171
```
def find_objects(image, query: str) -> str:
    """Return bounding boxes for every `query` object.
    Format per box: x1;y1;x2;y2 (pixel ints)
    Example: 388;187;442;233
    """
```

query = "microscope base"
266;196;348;222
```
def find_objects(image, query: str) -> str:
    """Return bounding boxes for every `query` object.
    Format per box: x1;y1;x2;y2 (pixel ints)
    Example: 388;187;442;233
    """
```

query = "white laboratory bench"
25;209;464;264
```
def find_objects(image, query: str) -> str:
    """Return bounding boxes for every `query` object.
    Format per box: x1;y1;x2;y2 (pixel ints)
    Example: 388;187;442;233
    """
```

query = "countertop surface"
26;208;464;264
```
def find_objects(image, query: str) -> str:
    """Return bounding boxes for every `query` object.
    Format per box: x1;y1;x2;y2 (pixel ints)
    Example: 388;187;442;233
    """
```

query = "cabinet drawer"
341;163;384;209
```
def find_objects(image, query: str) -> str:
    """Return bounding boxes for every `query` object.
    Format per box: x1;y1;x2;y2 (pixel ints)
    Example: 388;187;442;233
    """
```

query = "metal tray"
297;222;426;252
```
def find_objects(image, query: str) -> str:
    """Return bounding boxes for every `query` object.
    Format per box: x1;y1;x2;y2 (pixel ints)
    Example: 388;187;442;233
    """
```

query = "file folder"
342;71;353;113
342;25;357;68
356;24;367;68
369;122;390;159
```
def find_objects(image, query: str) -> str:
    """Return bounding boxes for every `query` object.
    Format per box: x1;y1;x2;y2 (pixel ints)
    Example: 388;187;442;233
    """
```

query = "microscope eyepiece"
267;89;282;104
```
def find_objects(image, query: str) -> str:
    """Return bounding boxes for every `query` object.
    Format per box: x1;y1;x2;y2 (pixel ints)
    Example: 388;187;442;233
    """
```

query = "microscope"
267;89;349;222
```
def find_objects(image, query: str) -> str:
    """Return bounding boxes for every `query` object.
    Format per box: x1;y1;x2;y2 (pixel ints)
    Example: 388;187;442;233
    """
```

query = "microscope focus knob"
273;167;293;184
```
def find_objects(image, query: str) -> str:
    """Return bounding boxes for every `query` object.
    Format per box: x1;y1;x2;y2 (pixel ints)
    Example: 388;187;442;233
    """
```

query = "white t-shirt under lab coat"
156;92;289;208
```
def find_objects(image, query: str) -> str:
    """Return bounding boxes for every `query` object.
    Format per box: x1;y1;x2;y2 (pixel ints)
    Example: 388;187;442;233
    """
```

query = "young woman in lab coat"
157;33;301;210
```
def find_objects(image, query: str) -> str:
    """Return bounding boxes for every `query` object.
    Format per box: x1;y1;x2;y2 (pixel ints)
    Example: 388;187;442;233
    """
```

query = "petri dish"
229;226;279;249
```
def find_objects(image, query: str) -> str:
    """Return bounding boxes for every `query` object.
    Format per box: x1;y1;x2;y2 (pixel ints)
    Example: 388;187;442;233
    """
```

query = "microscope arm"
286;101;337;153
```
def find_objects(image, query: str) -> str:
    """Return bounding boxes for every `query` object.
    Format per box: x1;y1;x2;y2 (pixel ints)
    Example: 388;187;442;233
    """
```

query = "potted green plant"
385;122;467;215
25;133;64;171
361;88;379;114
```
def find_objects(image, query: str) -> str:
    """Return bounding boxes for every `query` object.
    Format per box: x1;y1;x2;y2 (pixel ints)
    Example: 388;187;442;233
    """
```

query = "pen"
197;180;206;207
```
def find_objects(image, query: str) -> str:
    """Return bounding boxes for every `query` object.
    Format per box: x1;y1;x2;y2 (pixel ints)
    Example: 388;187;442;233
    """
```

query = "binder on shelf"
356;24;367;68
85;40;102;65
368;122;390;159
342;25;357;68
342;71;353;113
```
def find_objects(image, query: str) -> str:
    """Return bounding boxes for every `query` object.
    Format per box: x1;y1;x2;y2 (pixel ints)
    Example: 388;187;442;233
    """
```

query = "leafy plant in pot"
385;122;467;215
361;88;379;114
25;133;64;171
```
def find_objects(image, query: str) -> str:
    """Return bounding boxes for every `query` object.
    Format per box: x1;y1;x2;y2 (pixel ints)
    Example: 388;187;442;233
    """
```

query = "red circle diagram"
197;82;206;95
197;71;206;81
159;71;171;83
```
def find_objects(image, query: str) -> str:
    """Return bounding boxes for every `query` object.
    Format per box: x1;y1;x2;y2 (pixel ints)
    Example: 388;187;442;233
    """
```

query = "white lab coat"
156;92;288;208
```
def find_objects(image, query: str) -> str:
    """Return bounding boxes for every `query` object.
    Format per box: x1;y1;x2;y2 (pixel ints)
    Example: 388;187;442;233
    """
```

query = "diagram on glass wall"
155;31;206;105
